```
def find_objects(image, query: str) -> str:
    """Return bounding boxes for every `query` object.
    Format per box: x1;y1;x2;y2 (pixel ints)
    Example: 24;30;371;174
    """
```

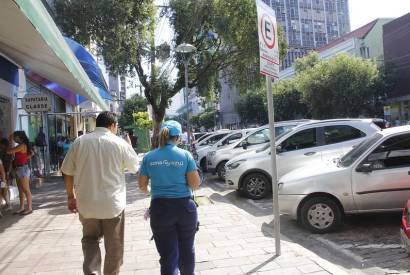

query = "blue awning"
64;37;112;103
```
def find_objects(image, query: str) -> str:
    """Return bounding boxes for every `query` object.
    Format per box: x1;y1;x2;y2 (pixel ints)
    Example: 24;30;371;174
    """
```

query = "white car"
195;129;253;171
194;131;232;169
278;126;410;233
208;120;313;179
225;119;380;199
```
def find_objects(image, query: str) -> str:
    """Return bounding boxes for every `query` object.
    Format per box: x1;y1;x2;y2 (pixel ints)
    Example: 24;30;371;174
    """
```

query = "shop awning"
64;37;113;103
0;0;108;110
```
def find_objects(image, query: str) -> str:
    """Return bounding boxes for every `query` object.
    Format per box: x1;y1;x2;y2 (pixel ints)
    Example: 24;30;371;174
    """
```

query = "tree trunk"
151;113;164;149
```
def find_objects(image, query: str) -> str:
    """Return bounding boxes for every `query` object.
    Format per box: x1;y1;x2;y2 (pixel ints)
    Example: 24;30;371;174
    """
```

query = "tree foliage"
235;91;268;126
118;95;147;129
272;80;309;121
190;108;217;130
297;54;384;118
294;52;319;74
133;112;153;129
168;0;288;96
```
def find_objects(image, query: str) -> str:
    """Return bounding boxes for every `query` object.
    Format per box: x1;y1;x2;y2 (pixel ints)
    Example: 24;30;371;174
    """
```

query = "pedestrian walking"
7;131;32;215
61;111;139;275
138;120;201;275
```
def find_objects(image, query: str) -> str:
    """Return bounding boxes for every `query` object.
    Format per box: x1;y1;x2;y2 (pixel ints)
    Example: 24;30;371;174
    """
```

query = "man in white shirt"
62;111;139;275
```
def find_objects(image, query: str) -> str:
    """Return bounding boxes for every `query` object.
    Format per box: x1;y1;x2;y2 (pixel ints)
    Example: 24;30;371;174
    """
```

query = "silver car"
278;126;410;233
207;120;314;179
225;119;380;199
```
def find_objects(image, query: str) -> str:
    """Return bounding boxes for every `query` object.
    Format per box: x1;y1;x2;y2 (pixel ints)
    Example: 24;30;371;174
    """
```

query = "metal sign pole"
266;76;281;256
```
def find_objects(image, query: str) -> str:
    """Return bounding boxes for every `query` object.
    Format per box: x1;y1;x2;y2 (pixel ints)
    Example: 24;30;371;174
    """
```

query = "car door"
320;125;368;162
276;128;322;177
352;133;410;211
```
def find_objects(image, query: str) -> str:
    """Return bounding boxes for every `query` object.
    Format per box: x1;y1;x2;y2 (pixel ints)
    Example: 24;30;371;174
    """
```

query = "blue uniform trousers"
150;197;198;275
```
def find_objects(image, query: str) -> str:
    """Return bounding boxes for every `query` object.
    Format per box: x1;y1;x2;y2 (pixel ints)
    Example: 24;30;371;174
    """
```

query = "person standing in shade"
138;120;201;275
61;111;139;275
128;130;139;153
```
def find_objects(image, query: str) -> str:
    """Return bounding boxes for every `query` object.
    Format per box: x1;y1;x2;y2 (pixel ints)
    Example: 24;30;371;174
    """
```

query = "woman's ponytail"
159;127;170;148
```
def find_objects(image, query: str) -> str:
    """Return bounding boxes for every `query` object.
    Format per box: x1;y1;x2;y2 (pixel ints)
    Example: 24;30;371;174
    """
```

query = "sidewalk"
0;176;349;275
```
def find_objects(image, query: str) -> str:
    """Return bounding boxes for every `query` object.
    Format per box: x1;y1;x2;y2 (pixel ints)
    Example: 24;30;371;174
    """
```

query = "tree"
199;109;217;130
118;95;147;129
294;52;320;74
189;114;201;129
168;0;288;95
272;80;309;121
235;91;267;126
297;54;384;118
54;0;287;146
133;112;153;129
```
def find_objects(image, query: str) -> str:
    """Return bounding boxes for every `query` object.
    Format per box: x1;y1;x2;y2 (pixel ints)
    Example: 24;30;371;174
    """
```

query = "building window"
360;46;370;59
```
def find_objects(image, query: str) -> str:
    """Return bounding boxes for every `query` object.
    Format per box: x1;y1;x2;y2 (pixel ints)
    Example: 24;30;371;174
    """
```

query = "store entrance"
19;111;98;175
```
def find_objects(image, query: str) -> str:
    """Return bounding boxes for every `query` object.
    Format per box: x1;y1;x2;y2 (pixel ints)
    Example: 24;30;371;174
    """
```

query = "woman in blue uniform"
138;120;200;275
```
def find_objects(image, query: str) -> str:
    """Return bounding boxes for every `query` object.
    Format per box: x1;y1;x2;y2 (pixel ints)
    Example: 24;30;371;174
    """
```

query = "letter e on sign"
261;14;275;49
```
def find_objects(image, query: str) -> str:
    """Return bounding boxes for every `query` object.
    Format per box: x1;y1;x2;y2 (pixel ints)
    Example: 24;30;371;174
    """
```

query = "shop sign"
22;94;51;113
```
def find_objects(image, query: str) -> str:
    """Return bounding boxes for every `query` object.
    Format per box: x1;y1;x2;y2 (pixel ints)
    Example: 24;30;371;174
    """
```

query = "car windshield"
339;133;383;167
197;133;211;142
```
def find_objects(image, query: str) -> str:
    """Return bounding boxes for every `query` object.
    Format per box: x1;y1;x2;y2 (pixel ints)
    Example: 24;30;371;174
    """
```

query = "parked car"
225;119;381;200
196;129;253;172
208;120;314;180
193;132;207;141
194;130;232;169
193;132;212;144
278;126;410;233
401;199;410;256
194;130;231;149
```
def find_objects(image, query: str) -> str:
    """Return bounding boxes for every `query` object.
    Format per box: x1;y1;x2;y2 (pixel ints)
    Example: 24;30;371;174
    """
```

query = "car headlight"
208;151;216;157
226;159;246;170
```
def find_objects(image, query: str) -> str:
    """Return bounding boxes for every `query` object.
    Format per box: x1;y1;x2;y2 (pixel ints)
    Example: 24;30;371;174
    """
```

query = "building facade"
218;75;241;129
383;13;410;124
264;0;350;69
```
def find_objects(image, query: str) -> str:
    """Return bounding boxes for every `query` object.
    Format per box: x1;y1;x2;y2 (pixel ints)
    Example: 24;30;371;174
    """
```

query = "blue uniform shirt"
139;143;197;199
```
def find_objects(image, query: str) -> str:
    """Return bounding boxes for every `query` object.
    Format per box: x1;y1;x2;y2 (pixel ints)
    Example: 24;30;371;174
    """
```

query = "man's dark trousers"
150;197;198;275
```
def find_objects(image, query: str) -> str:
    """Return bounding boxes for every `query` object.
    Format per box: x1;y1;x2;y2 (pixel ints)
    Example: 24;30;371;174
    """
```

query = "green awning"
0;0;108;110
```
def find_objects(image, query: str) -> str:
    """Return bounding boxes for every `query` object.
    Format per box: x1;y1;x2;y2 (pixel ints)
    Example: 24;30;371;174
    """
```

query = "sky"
349;0;410;29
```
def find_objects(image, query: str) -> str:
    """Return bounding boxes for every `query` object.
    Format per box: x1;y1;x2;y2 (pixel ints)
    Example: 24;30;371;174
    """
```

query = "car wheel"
300;196;342;234
242;173;271;200
200;158;207;172
217;161;228;180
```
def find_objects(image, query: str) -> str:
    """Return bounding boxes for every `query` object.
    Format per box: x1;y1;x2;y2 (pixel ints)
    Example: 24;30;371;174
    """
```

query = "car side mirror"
276;145;283;154
357;163;373;173
242;141;248;150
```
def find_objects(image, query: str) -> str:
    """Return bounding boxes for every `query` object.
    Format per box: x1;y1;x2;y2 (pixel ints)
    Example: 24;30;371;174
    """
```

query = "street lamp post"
176;43;196;144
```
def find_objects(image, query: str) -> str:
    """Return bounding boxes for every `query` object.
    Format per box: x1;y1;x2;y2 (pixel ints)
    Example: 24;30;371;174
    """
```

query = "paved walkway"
0;175;350;275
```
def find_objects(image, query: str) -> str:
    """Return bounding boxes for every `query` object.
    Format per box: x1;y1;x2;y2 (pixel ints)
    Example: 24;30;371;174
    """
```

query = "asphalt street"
204;174;410;275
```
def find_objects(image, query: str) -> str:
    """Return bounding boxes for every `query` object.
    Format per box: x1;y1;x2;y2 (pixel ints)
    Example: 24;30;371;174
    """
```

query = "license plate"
400;229;410;253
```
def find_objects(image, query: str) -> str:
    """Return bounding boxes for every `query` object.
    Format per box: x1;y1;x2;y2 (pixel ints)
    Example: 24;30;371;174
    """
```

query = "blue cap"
161;120;182;136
